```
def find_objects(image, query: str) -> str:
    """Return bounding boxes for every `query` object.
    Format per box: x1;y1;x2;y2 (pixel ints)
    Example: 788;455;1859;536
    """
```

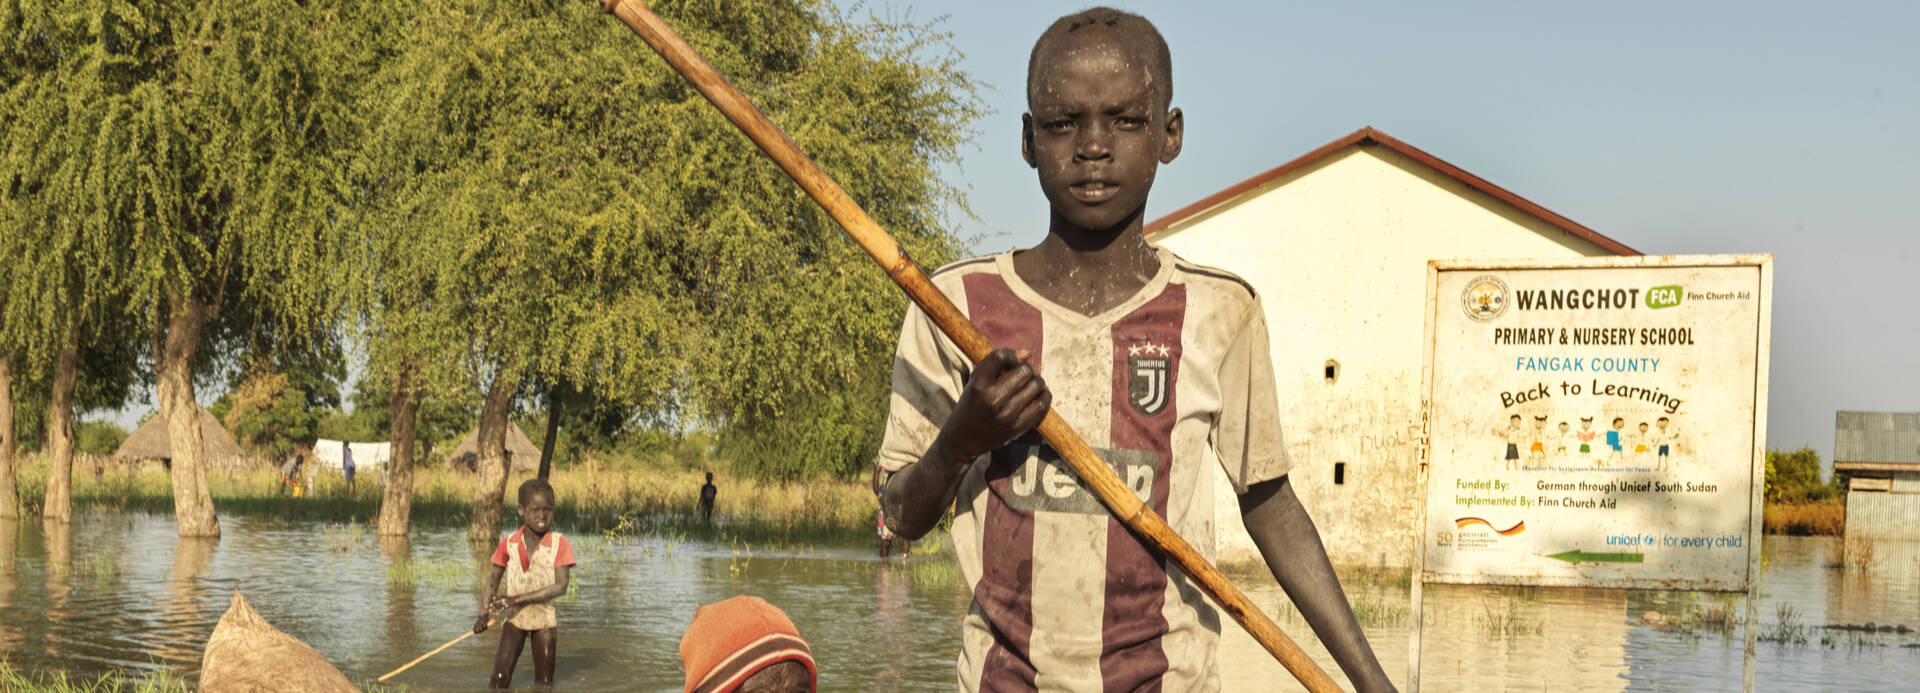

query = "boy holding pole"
474;478;576;689
876;8;1392;690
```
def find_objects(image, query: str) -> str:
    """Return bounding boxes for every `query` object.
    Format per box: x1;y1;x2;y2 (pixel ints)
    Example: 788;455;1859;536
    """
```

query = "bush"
75;419;128;456
1765;447;1843;503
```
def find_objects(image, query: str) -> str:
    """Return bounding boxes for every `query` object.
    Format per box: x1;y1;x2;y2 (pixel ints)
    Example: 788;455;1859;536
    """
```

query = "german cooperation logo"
1461;275;1510;321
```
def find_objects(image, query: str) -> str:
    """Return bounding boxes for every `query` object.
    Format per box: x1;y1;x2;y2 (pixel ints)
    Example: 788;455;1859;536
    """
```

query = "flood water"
1;513;1915;691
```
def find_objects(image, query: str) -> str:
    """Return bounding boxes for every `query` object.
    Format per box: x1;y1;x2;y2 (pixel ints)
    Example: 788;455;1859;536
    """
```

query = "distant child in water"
475;478;576;689
700;471;718;522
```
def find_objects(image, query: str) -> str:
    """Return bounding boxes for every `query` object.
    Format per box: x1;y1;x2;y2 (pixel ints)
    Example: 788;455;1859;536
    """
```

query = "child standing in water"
475;478;575;689
873;8;1390;689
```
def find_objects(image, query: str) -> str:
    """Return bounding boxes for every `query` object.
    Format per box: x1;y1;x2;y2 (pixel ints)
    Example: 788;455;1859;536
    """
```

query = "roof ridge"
1144;127;1639;256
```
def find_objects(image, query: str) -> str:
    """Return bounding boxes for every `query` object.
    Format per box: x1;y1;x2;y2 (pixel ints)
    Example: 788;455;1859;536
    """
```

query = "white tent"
313;440;391;470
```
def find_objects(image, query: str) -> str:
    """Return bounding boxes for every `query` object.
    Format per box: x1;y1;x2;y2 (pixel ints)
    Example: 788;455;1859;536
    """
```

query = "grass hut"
446;423;541;473
113;406;247;468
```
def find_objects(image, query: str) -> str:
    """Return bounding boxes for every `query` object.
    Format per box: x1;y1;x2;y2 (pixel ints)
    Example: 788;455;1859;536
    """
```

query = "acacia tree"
362;0;976;541
2;1;367;536
0;1;151;521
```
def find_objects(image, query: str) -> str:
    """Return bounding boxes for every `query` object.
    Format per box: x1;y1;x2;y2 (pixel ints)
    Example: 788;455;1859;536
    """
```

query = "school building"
1833;410;1920;540
1146;127;1638;569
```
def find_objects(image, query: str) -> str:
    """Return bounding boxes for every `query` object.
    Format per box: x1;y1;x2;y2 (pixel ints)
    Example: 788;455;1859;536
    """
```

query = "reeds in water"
0;660;190;693
1763;499;1845;536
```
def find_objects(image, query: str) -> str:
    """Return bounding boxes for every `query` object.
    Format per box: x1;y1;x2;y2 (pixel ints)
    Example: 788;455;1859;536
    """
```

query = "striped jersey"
878;246;1291;692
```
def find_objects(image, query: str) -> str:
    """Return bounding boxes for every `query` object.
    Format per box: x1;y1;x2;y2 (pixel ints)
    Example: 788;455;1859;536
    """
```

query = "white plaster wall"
1154;144;1614;569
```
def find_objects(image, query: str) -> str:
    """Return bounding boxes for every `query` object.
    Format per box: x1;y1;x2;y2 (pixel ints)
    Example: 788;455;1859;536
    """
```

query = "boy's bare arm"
881;348;1049;540
1239;475;1397;693
474;564;507;633
501;565;571;607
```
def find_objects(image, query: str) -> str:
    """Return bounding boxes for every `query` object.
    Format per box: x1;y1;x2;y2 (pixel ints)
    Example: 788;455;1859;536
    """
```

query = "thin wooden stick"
378;617;497;683
595;2;1343;691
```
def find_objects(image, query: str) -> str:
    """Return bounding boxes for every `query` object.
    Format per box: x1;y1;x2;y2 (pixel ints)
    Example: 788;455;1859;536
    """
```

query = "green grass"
0;660;191;693
383;557;476;590
74;554;124;589
1759;603;1810;645
1474;599;1546;636
1271;590;1411;629
321;519;369;553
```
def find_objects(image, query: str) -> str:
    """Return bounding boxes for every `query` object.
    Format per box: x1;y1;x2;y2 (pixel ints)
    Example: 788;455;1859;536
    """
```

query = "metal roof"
1833;411;1920;466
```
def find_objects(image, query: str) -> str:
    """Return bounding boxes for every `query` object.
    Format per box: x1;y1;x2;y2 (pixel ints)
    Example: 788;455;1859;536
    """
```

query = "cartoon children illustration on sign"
1576;417;1597;458
1554;421;1571;461
1529;416;1549;467
1634;421;1651;464
1656;416;1678;471
1606;417;1626;467
1498;414;1524;469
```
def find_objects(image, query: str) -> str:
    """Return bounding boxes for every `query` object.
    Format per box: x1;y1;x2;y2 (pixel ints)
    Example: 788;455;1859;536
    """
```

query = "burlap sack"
200;591;358;693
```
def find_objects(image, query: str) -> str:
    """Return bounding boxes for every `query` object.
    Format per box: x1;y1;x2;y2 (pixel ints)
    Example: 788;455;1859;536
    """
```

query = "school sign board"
1417;256;1771;591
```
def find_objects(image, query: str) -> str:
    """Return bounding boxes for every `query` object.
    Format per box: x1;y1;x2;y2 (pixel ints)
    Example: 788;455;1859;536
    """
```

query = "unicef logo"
1461;275;1509;321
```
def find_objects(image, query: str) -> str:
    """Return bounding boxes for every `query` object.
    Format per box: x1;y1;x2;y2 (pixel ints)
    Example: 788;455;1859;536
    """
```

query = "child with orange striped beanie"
679;595;816;693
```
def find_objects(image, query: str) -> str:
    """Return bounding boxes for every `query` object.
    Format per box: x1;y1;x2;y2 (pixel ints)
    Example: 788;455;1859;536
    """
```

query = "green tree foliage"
337;369;477;455
1;0;153;519
358;0;978;538
207;339;345;458
1;0;373;535
75;419;128;457
1764;446;1843;503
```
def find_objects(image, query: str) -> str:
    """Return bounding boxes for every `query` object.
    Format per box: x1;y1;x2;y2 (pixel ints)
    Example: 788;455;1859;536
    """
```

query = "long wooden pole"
377;617;497;683
597;2;1342;691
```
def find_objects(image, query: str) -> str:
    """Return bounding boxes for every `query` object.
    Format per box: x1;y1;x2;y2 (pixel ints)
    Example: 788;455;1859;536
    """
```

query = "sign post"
1410;255;1771;691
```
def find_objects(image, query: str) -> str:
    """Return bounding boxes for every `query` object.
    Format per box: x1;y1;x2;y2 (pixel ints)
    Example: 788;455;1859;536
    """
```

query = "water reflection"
870;561;913;687
155;537;217;667
1419;585;1631;691
41;517;76;663
381;533;418;660
1830;538;1920;629
0;519;19;651
3;516;1919;691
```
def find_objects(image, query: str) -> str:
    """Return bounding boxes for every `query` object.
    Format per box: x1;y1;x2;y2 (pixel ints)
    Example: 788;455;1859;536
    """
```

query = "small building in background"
1834;410;1920;540
1147;127;1638;569
113;405;249;469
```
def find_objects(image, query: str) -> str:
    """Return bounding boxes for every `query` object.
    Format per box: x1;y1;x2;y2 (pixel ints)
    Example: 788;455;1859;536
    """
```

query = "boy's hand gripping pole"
597;2;1344;691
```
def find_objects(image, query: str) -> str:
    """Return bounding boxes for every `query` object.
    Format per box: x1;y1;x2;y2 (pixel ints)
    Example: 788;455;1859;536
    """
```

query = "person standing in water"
699;471;718;522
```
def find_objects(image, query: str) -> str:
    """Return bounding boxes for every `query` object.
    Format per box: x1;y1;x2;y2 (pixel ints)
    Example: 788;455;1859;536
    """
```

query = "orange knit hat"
679;595;816;693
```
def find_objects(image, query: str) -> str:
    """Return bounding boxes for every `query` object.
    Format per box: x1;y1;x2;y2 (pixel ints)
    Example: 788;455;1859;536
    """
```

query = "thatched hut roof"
113;406;247;466
447;423;541;473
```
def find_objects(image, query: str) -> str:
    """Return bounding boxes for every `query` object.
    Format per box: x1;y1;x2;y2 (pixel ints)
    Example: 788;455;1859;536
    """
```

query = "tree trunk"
537;382;564;480
160;291;219;537
0;356;18;519
467;359;520;543
42;328;79;522
378;359;421;537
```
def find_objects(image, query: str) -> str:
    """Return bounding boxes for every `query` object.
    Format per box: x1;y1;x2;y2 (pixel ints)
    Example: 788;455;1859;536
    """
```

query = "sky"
854;0;1918;468
104;1;1915;471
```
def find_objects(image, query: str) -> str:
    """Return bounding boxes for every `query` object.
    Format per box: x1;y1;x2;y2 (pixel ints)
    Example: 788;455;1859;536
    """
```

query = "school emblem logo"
1127;342;1172;415
1461;275;1509;321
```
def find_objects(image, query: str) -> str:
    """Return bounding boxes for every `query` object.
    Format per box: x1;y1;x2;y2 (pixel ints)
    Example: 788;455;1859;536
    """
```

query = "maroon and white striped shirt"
879;246;1291;691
